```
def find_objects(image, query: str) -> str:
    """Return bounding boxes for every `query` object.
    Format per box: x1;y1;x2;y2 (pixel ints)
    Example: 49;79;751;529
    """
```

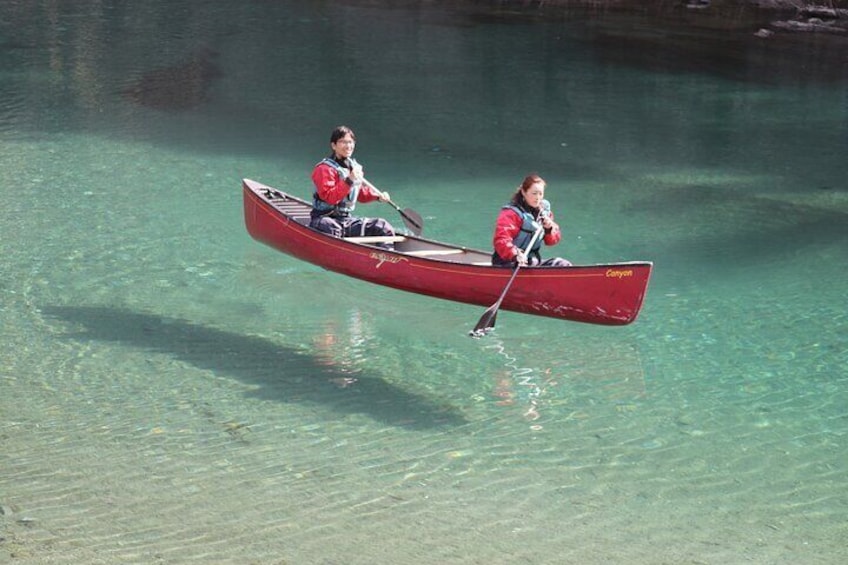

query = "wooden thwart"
345;235;408;244
404;249;465;256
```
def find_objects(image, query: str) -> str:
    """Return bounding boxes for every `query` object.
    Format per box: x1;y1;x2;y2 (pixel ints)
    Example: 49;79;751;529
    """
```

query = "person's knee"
311;217;342;238
377;219;395;236
365;218;393;237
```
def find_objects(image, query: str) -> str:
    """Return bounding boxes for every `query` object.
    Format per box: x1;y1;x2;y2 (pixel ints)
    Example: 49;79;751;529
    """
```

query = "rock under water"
121;47;222;111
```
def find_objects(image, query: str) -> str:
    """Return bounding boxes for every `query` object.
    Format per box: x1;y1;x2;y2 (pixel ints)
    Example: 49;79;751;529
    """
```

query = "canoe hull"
243;179;652;326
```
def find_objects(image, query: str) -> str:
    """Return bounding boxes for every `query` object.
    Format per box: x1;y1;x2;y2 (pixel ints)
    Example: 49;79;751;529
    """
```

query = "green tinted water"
1;2;846;563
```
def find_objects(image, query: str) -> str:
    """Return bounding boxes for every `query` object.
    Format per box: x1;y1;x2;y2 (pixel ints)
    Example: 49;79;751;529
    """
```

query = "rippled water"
1;1;847;563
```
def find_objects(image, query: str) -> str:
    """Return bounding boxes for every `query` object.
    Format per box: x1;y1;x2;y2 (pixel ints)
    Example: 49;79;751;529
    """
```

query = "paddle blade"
469;307;498;338
400;207;424;236
384;198;424;236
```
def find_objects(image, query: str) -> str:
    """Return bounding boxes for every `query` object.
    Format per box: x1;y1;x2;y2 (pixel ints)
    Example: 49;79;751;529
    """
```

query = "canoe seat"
404;249;464;256
345;235;408;244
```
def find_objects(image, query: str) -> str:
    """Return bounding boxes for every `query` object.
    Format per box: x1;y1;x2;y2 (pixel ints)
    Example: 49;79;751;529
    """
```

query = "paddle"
386;200;424;236
469;224;545;338
363;178;424;236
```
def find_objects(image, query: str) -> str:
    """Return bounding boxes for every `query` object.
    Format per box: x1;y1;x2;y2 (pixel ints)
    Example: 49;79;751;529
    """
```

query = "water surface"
1;1;846;563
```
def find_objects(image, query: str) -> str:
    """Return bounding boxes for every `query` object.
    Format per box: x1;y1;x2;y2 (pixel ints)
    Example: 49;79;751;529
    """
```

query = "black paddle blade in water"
469;272;515;338
468;226;542;337
469;309;498;338
399;207;424;236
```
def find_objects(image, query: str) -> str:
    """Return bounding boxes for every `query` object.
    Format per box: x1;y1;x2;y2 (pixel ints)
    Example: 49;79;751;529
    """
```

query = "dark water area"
1;1;846;563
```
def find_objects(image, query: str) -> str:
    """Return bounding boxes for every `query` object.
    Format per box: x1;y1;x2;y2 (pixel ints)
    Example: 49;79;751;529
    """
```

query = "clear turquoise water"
1;2;846;563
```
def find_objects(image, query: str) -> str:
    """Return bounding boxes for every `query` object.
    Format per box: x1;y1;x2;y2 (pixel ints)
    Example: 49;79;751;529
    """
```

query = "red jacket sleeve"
493;208;523;261
311;162;380;205
356;181;380;203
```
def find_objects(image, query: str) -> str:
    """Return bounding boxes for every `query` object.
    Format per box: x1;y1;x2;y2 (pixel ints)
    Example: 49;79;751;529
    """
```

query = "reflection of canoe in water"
242;178;653;326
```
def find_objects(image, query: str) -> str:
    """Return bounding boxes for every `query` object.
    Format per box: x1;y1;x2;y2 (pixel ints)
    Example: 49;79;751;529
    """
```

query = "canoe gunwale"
242;178;653;325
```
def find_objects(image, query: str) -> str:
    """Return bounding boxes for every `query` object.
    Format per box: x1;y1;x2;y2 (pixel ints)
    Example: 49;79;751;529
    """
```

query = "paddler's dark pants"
310;214;395;248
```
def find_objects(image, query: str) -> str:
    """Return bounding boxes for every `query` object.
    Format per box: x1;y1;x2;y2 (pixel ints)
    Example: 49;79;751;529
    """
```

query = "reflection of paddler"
314;327;339;352
485;338;550;424
493;375;515;406
311;308;374;377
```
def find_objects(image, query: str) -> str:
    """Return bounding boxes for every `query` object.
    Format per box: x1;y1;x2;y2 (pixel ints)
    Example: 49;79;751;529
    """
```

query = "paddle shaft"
362;178;424;235
470;224;545;336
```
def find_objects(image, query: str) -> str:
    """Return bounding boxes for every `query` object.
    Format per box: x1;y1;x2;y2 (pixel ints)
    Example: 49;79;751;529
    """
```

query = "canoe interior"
257;185;495;264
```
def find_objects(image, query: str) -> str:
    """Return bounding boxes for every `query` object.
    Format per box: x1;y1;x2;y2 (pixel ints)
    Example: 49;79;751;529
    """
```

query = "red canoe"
243;178;652;326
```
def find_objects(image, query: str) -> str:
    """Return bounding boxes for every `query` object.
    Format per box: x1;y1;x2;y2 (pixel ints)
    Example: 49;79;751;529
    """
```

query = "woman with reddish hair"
491;174;571;268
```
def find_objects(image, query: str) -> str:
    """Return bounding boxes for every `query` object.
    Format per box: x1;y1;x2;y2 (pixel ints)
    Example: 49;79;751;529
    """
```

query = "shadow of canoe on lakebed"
120;47;222;111
41;306;467;430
